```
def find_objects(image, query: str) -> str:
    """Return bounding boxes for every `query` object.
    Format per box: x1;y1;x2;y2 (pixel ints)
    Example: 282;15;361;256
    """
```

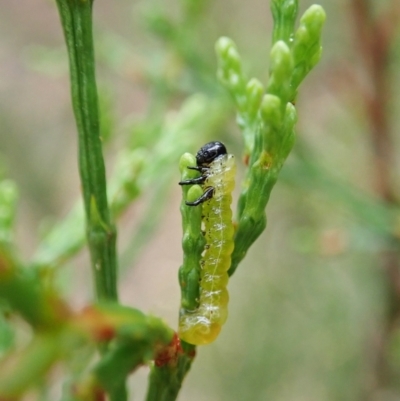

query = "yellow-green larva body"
179;153;236;345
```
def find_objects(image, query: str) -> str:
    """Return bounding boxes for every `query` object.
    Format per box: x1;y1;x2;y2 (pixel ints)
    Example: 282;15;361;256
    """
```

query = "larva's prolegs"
178;142;236;345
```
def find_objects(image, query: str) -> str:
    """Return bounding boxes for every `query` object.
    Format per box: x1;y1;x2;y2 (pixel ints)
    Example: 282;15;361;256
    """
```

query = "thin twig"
55;0;118;301
349;0;400;395
350;0;395;202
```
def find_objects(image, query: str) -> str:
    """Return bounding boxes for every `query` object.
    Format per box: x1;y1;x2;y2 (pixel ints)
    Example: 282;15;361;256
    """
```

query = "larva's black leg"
188;166;209;173
179;175;207;186
186;186;214;206
179;164;210;185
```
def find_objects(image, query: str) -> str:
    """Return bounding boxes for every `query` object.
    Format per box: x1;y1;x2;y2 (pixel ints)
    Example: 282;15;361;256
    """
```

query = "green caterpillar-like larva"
178;141;236;345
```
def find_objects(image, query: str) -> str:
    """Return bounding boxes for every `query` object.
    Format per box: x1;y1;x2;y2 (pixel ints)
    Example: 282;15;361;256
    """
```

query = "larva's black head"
196;141;227;166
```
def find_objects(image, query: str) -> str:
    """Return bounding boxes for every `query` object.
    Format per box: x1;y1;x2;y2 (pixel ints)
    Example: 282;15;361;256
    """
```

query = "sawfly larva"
178;141;236;345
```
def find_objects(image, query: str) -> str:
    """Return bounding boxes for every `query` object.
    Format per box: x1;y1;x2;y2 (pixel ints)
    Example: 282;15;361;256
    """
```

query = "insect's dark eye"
196;141;227;166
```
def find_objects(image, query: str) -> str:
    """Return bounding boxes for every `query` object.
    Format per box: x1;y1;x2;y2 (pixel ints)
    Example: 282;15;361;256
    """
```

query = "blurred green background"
1;0;400;400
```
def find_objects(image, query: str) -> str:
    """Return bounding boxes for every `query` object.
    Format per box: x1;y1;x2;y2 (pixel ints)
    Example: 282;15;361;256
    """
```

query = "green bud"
179;153;197;178
226;46;242;73
215;36;236;60
186;185;203;204
284;102;298;128
260;94;282;129
300;5;326;35
216;36;249;118
216;37;243;84
267;40;293;101
246;78;264;118
291;4;325;91
270;41;293;76
309;46;323;70
228;72;243;92
277;102;298;160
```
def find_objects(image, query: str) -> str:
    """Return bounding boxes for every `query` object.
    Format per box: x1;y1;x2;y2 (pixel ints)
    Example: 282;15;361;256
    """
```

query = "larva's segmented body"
178;142;236;345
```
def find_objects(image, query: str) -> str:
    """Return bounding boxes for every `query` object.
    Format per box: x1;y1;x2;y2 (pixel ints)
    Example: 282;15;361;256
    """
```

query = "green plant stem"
55;0;117;301
145;154;201;401
145;342;196;401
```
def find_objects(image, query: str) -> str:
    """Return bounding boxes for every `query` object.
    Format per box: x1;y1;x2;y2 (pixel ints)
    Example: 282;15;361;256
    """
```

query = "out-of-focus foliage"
0;0;399;400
